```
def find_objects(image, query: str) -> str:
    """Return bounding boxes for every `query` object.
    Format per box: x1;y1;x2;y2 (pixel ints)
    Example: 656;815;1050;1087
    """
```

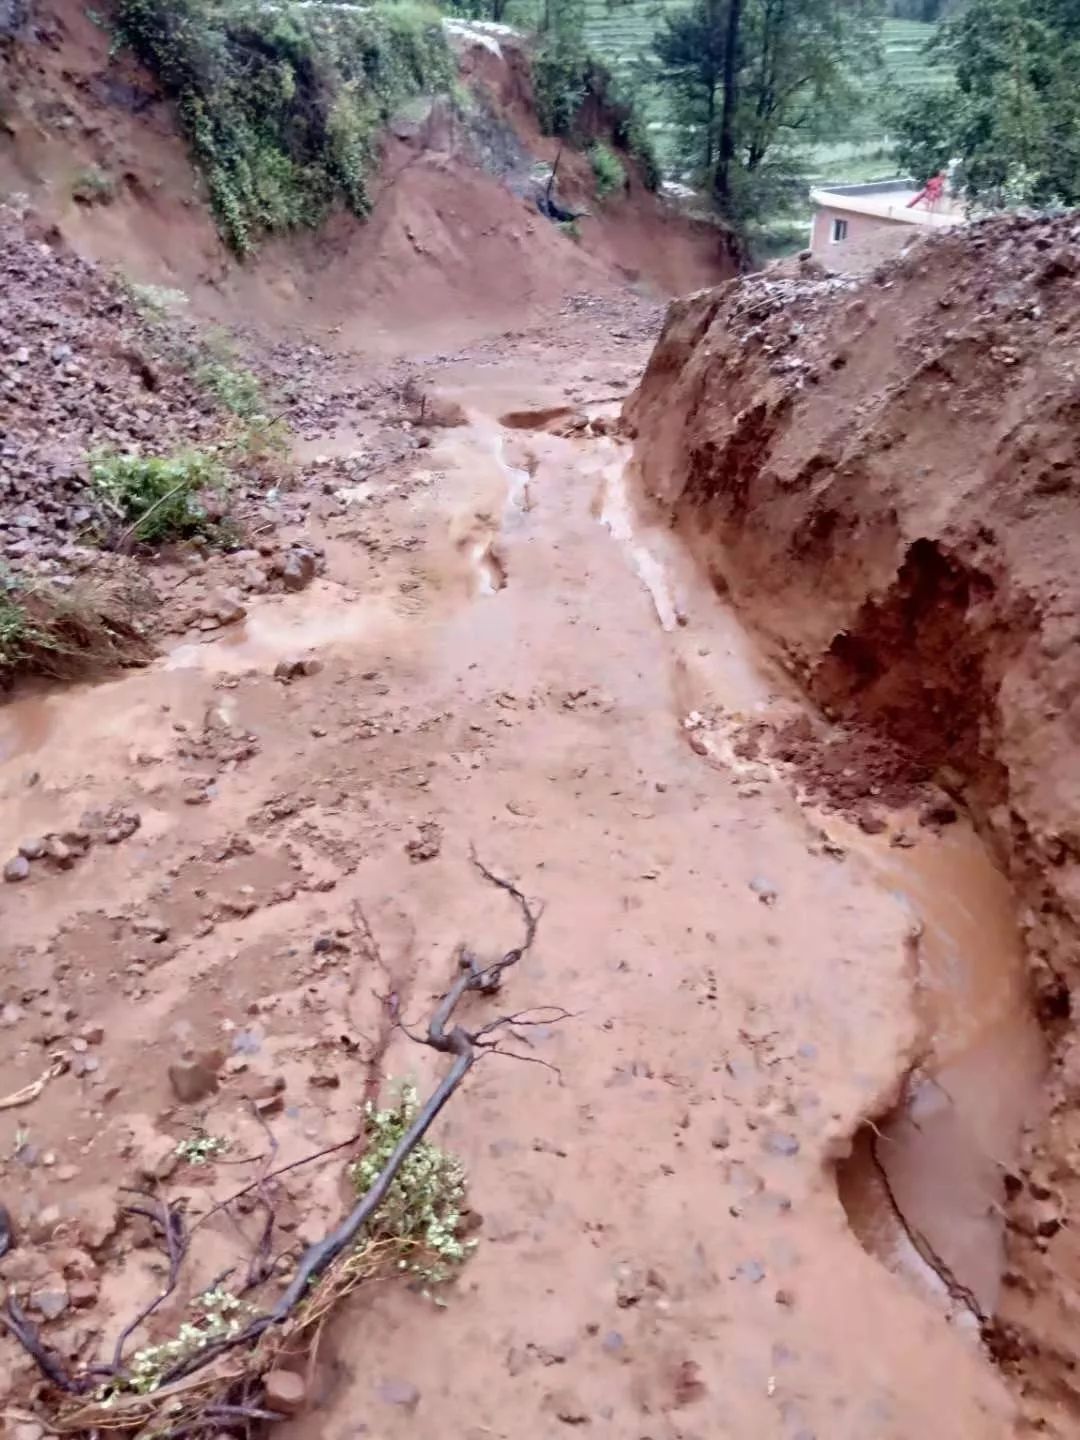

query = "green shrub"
114;0;454;253
89;448;229;544
195;357;265;419
71;166;117;204
589;141;626;199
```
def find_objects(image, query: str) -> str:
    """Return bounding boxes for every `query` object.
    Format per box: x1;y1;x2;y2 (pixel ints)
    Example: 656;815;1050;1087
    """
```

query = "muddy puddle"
835;819;1045;1319
601;448;1046;1326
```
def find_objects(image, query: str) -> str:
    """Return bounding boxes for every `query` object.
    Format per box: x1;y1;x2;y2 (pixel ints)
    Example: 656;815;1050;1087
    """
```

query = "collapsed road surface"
2;242;1053;1437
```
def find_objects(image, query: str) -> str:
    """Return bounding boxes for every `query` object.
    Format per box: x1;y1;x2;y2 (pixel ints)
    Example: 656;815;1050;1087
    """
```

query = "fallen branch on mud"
1;853;552;1437
867;1130;986;1325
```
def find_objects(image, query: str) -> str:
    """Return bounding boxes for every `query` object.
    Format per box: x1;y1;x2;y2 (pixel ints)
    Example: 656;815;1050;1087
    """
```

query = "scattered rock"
614;1262;646;1308
919;798;959;828
673;1358;707;1407
3;855;30;883
405;822;442;863
18;837;45;860
762;1131;800;1157
748;875;777;905
168;1054;220;1103
274;655;322;680
45;837;75;869
30;1281;69;1321
856;811;887;836
377;1378;421;1412
264;1369;307;1416
549;1387;589;1425
710;1117;732;1150
68;1278;99;1309
206;590;246;626
281;548;317;592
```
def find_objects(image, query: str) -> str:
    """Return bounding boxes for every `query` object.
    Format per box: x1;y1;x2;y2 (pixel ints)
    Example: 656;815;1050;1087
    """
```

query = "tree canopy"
891;0;1080;208
654;0;883;217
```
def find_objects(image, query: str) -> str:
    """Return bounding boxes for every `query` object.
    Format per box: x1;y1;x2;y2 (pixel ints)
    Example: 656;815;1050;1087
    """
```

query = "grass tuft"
0;570;153;685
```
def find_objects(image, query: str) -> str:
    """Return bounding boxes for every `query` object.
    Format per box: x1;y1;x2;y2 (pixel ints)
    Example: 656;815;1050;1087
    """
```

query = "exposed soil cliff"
628;213;1080;1431
0;0;734;350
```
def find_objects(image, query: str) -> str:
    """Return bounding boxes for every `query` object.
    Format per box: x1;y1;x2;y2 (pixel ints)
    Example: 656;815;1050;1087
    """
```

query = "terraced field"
577;5;950;188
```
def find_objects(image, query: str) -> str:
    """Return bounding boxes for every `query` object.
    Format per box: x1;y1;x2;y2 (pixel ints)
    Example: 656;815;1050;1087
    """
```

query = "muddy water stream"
597;446;1046;1320
0;410;1045;1334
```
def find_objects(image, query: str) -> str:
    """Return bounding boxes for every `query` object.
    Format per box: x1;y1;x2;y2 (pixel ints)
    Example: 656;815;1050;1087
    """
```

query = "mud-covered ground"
0;225;1039;1439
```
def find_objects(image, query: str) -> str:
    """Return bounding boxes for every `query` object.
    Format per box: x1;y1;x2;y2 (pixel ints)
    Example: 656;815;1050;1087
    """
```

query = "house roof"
810;180;965;229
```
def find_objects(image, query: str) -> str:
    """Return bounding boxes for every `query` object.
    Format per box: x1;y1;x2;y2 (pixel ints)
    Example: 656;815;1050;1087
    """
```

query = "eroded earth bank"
629;212;1080;1434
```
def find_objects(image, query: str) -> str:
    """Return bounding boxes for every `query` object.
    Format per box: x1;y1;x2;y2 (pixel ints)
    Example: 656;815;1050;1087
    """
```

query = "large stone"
281;549;317;592
3;855;30;883
167;1055;219;1103
264;1369;307;1416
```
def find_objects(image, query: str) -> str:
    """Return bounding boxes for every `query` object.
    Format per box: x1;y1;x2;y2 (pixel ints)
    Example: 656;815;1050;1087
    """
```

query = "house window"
831;217;849;243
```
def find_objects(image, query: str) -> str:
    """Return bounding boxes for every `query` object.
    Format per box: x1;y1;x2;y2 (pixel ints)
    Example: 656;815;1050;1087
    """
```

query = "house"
809;177;965;267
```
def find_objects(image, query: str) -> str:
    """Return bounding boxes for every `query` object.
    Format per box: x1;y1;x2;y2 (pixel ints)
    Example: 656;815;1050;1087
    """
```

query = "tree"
654;0;883;216
653;0;730;177
891;0;1080;209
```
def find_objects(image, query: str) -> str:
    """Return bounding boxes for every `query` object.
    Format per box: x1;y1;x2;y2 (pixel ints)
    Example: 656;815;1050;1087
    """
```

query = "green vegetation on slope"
115;0;454;253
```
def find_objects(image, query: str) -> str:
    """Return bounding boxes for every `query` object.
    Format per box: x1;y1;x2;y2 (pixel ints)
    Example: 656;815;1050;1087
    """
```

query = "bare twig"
9;854;559;1432
112;1191;188;1369
0;1299;84;1394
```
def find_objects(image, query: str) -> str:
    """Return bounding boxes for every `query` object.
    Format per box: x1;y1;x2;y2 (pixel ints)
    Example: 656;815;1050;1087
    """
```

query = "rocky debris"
405;821;442;862
376;1378;421;1412
0;209;227;577
762;1131;800;1158
264;1369;307;1416
748;875;777;906
202;590;247;627
279;547;318;592
168;1051;221;1103
5;809;141;880
548;1387;589;1425
710;1117;731;1150
29;1281;68;1321
273;655;322;681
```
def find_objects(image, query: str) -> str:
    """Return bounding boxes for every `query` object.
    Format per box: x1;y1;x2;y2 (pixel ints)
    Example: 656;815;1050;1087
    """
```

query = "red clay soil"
627;213;1080;1433
0;0;733;352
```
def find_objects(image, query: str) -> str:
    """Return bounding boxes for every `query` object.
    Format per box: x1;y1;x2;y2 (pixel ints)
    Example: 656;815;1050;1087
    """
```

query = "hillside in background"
579;2;949;188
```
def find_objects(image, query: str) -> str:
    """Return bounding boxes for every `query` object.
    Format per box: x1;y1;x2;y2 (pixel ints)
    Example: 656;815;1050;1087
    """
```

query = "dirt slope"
628;212;1080;1431
0;0;733;351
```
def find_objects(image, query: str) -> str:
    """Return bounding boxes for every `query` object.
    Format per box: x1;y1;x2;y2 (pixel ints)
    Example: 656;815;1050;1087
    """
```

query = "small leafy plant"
122;1288;253;1396
89;448;230;544
589;142;625;200
351;1081;472;1285
175;1133;229;1166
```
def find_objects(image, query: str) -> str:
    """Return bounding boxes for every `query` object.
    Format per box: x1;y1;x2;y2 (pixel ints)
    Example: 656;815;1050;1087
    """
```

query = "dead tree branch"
7;854;554;1430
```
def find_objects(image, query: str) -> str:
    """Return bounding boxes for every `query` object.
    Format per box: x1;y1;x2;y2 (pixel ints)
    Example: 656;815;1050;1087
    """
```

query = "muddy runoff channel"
0;387;1043;1424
